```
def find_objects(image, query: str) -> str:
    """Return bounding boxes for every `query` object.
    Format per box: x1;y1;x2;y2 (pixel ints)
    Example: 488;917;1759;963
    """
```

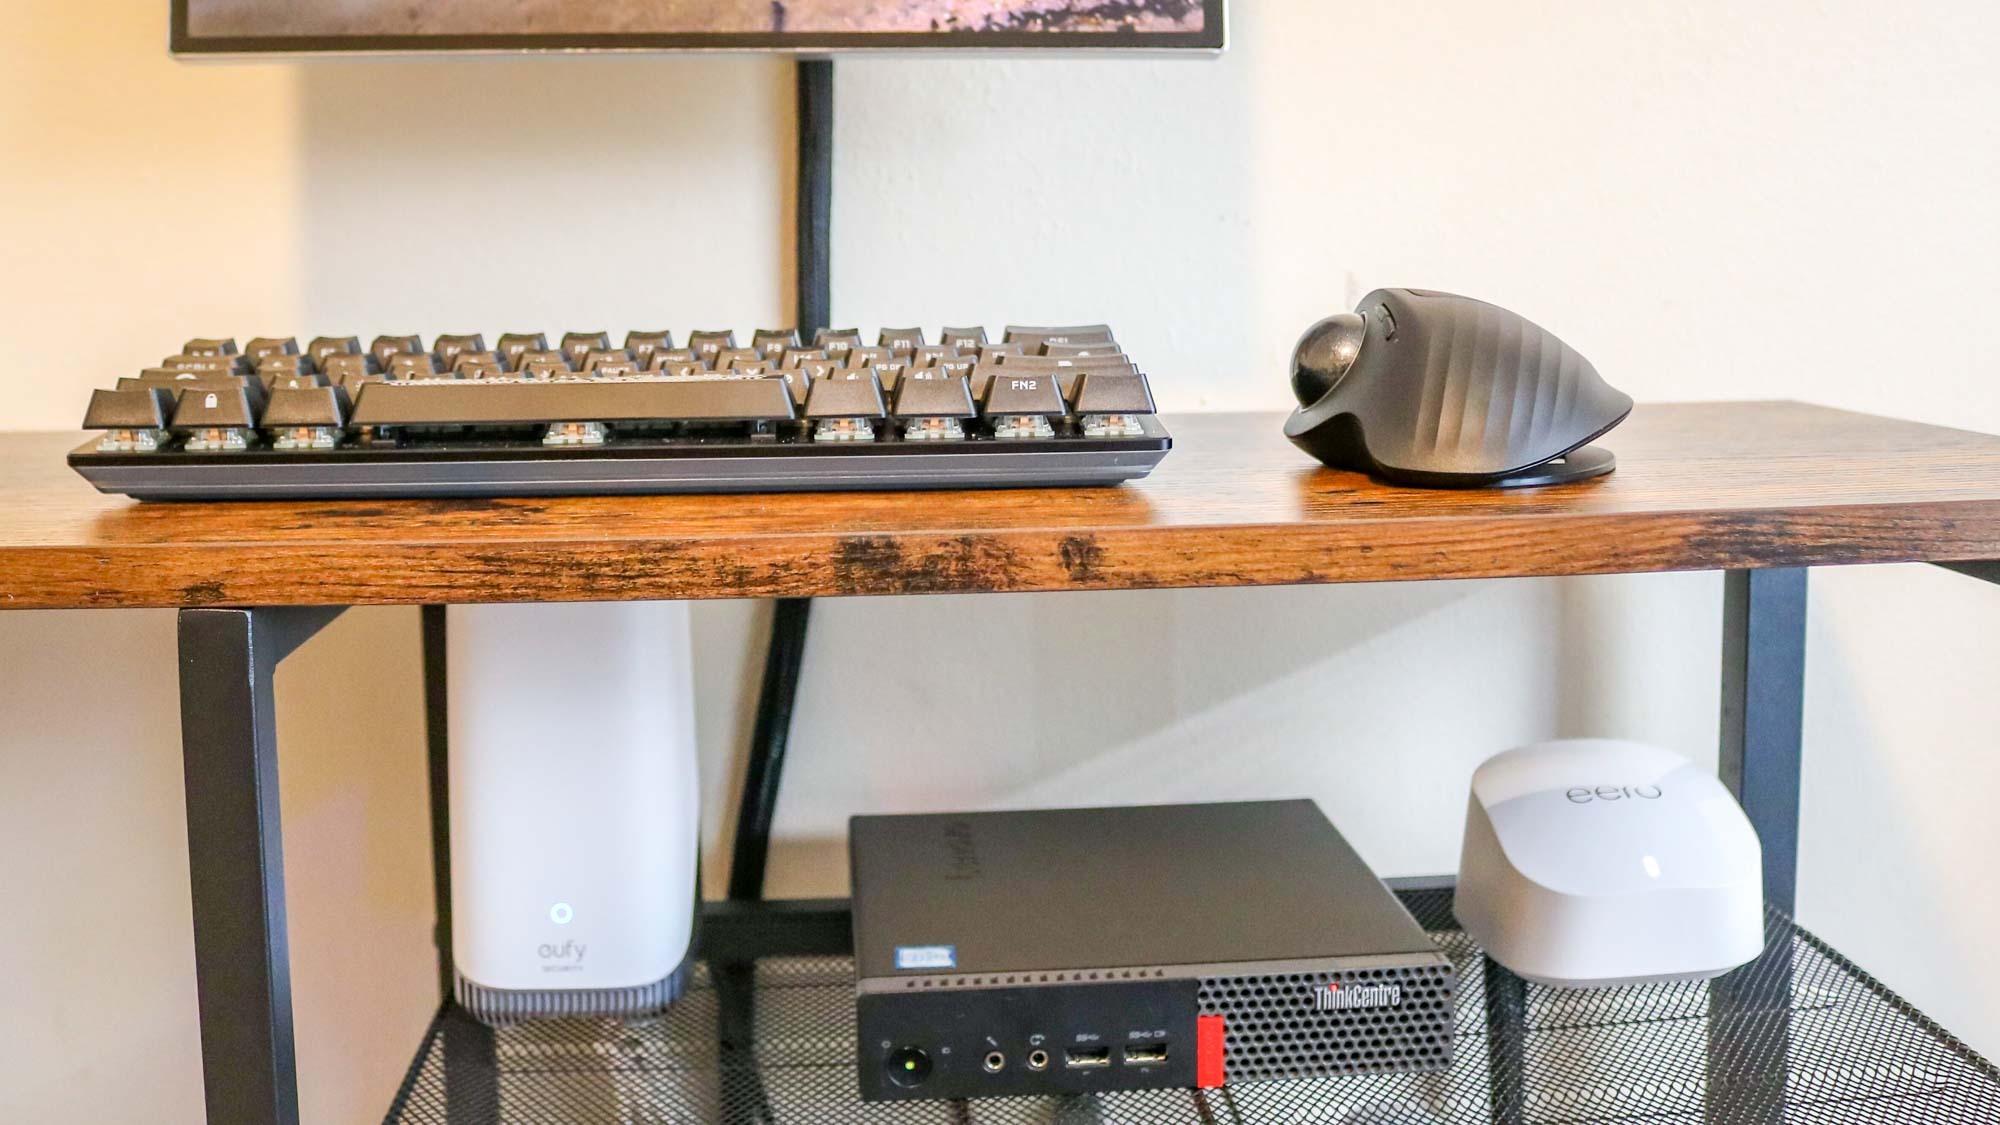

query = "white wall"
3;1;1998;1121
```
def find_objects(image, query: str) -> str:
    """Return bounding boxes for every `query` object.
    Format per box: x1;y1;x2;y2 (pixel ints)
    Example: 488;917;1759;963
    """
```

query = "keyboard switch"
83;387;174;451
1073;372;1157;437
170;386;258;451
805;369;887;442
543;421;607;446
263;386;351;450
981;372;1066;439
891;373;975;441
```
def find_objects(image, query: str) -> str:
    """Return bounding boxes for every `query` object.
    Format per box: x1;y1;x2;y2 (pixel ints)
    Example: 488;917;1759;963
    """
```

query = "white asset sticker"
895;945;957;970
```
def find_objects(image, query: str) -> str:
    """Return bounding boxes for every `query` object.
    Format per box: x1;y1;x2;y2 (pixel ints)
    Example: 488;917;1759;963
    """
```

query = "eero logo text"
1314;981;1402;1012
1565;784;1664;804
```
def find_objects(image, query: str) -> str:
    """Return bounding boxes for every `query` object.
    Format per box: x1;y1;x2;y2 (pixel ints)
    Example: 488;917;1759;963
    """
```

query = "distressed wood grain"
5;403;2000;609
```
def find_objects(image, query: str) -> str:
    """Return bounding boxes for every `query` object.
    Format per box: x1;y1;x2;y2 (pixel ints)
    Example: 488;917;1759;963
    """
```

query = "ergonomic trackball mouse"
1455;739;1765;989
1284;288;1633;487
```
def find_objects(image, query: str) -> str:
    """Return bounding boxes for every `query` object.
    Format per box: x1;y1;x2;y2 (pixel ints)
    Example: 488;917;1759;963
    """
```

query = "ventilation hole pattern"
1196;963;1456;1082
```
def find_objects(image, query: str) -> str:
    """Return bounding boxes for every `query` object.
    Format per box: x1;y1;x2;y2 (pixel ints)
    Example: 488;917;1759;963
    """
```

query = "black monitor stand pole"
726;59;831;905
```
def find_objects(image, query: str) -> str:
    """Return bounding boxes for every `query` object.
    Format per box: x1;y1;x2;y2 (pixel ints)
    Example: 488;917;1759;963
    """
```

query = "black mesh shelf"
386;887;2000;1124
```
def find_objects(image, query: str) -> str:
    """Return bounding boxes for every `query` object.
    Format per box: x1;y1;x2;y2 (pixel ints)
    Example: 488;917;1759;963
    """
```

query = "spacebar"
350;379;798;426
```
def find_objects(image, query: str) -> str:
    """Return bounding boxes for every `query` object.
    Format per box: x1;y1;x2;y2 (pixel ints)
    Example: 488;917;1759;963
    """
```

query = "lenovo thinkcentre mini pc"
850;800;1455;1101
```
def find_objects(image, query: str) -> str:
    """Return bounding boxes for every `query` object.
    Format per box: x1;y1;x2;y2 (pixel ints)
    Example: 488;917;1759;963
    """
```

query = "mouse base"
1376;444;1617;489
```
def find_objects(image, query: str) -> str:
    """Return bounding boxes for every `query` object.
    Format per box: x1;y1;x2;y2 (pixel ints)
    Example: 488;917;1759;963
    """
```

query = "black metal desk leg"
1718;568;1807;914
1481;958;1528;1125
1710;568;1806;1123
179;606;342;1125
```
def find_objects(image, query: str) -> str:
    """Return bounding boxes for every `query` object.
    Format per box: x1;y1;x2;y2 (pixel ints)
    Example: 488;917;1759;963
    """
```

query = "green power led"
886;1046;932;1088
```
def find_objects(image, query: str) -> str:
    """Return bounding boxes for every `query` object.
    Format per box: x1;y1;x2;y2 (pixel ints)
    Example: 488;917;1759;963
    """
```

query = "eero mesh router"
447;601;701;1022
1456;738;1765;989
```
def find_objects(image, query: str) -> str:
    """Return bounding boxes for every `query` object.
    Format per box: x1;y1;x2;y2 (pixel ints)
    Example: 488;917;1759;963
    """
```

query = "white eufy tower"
447;601;701;1022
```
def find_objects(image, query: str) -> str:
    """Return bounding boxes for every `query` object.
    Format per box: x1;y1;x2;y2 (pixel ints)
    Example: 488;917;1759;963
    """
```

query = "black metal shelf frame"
379;886;2000;1124
163;56;2000;1125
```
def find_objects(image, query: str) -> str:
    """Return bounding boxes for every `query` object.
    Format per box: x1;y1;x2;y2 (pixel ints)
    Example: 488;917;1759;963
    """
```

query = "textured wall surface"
2;1;1997;1121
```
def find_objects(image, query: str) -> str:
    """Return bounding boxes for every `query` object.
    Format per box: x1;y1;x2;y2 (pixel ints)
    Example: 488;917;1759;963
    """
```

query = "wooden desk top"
5;402;2000;610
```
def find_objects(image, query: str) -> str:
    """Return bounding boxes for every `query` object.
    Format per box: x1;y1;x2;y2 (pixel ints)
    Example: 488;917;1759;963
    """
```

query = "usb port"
1123;1044;1169;1066
1063;1047;1111;1069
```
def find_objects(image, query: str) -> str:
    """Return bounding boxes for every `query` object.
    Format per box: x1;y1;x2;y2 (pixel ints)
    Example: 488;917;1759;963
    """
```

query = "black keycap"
878;327;925;354
1041;342;1124;359
624;331;674;369
1002;324;1115;349
770;366;813;405
779;348;827;369
714;347;762;370
846;346;892;370
261;372;328;392
996;354;1139;377
371;335;424;370
183;337;239;356
433;334;487;370
257;354;317;378
687;330;737;365
804;369;887;419
83;387;174;430
981;371;1066;416
307;336;362;367
873;357;911;392
891;373;976;419
752;328;799;359
128;373;265;408
321;353;378;381
655;360;705;378
496;332;549;370
387;353;446;380
164;353;247;375
726;359;770;375
351;376;797;426
939;326;987;349
911;345;957;368
976;343;1025;363
170;385;258;429
812;328;861;359
582;350;639;376
649;348;698;371
1072;372;1156;416
559;332;612;369
516;350;571;376
452;352;505;378
263;385;351;429
245;336;300;363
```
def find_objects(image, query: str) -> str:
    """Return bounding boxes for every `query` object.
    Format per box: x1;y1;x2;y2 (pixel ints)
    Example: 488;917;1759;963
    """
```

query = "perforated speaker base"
455;957;691;1024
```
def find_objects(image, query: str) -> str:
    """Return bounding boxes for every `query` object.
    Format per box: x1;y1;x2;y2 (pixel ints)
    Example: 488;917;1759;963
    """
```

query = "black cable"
727;597;813;902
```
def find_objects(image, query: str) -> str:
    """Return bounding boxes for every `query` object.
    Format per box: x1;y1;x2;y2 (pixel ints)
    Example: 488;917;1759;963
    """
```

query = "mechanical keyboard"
68;325;1170;500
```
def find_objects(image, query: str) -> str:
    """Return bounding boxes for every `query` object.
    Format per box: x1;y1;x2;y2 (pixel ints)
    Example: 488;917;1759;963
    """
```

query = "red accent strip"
1196;1013;1226;1088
